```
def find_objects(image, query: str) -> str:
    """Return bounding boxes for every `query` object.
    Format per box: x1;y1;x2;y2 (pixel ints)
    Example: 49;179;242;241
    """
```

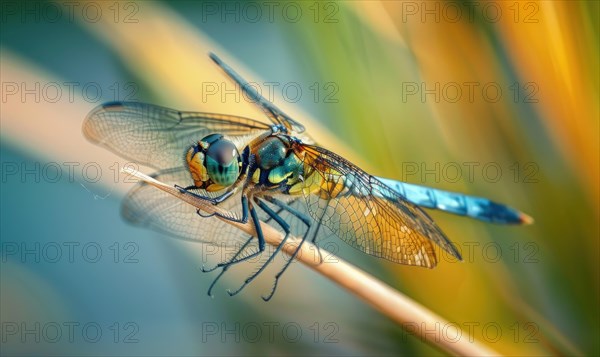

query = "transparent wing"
122;167;254;248
291;144;462;268
83;101;270;170
209;53;306;134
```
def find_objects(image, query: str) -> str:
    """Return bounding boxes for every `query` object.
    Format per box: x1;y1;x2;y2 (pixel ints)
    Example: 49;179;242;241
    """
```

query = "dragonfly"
83;53;533;301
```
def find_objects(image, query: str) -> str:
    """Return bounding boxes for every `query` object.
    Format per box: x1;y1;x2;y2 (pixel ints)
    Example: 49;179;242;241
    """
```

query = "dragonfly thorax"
255;137;288;170
186;134;242;191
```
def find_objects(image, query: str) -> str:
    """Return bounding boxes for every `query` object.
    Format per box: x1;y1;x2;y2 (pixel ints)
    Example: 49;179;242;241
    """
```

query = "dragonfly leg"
308;210;327;264
262;230;309;302
201;197;265;273
204;236;254;297
174;184;236;205
267;197;323;264
192;193;248;223
196;209;216;218
210;195;249;223
261;197;313;301
300;194;334;265
175;184;207;197
201;202;286;274
227;198;291;297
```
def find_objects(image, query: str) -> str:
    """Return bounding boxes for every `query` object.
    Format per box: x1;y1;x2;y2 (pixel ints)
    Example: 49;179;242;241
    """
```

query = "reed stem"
124;167;501;356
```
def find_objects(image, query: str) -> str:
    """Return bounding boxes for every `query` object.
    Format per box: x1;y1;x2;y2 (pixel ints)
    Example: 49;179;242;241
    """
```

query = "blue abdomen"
376;177;532;225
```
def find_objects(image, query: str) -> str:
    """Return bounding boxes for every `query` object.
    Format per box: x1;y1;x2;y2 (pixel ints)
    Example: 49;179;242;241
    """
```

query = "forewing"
293;144;462;267
209;53;306;134
83;101;270;170
122;167;253;248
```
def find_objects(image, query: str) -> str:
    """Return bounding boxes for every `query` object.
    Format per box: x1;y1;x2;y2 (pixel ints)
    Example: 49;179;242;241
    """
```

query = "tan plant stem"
123;167;501;356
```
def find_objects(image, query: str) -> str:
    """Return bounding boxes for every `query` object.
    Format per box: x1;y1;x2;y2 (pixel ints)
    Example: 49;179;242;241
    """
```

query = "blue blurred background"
1;1;598;355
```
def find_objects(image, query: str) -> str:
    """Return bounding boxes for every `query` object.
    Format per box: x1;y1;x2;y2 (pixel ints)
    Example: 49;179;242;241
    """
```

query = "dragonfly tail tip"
519;212;534;225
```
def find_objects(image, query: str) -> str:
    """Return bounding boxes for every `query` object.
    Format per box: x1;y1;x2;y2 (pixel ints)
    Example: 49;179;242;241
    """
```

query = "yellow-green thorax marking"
250;136;304;188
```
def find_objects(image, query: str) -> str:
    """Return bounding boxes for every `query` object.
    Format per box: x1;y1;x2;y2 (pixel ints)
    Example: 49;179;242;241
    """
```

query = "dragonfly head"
186;134;241;189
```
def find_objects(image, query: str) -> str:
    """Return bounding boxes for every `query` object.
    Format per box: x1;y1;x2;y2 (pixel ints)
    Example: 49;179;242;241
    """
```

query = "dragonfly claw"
201;264;220;273
262;279;279;302
196;209;215;218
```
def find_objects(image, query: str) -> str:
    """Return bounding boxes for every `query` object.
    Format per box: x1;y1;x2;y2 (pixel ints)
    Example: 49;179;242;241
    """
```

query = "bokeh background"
1;0;598;356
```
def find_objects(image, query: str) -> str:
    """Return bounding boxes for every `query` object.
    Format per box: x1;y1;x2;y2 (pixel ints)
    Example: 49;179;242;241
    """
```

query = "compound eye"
206;140;238;165
199;133;223;149
205;139;240;187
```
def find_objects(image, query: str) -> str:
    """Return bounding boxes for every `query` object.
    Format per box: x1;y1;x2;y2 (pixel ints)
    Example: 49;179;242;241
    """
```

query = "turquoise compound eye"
204;139;240;186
